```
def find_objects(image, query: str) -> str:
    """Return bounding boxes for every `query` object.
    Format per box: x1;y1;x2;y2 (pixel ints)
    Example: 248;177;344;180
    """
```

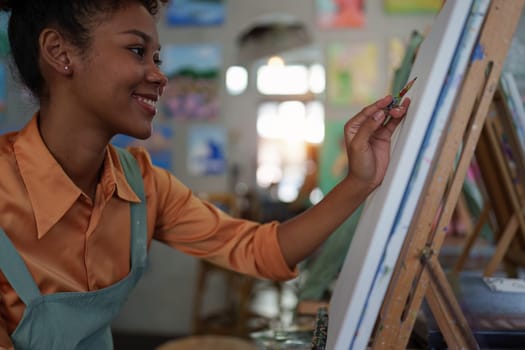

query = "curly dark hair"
0;0;168;99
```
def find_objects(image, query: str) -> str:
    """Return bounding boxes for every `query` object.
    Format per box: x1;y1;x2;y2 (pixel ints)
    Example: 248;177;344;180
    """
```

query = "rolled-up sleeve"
147;164;297;281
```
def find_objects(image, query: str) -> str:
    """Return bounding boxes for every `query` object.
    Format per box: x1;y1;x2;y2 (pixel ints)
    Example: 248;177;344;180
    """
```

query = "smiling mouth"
135;95;156;107
133;94;158;115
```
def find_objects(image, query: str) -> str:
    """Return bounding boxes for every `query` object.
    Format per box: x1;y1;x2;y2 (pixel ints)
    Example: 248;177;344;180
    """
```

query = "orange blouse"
0;114;296;337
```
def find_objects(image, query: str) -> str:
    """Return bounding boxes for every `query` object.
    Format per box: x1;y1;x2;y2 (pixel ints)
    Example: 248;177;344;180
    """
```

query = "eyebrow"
120;29;162;50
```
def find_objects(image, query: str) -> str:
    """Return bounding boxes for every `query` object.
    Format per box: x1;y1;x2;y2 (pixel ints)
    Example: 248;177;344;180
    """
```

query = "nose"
147;65;168;96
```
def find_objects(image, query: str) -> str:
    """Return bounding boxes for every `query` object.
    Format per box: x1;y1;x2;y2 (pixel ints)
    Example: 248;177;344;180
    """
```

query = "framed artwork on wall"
316;0;365;28
111;123;175;170
384;0;443;14
166;0;225;27
327;42;379;106
187;125;227;176
160;44;221;121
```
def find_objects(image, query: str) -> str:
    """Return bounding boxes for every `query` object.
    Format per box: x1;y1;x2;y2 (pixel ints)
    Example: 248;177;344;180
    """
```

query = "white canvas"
327;1;477;349
351;0;490;346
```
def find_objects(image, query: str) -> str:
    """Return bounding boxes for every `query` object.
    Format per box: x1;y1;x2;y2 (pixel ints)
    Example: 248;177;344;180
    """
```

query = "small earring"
64;66;69;71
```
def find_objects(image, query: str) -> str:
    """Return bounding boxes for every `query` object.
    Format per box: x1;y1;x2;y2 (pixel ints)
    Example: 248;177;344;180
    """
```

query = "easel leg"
452;204;490;274
425;258;479;350
483;214;518;277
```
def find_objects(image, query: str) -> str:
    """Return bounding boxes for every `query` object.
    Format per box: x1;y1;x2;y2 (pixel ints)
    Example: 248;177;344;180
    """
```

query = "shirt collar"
13;113;140;239
106;146;142;204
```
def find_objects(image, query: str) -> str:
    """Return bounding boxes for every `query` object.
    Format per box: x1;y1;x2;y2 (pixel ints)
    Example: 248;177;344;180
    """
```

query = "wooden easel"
453;85;525;278
369;1;525;349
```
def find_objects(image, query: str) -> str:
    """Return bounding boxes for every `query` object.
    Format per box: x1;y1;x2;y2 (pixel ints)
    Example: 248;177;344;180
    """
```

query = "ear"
39;28;73;75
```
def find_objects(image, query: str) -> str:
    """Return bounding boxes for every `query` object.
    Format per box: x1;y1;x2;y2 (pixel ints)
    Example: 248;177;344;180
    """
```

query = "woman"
0;0;409;349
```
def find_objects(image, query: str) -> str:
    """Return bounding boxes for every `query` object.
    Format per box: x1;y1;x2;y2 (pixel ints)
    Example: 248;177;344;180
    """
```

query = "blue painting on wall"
187;125;227;176
111;123;174;171
166;0;225;27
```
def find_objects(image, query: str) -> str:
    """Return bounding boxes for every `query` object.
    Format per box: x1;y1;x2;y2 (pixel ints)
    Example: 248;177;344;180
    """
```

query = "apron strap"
0;228;41;304
115;147;148;269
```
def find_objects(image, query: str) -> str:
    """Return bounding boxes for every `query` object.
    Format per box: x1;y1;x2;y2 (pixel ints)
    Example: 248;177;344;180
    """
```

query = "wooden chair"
191;193;272;337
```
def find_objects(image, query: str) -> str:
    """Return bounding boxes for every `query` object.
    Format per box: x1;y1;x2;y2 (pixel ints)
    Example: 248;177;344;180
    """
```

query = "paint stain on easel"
471;43;485;61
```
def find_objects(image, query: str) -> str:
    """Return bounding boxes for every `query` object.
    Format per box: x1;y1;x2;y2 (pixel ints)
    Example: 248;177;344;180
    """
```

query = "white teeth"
136;96;156;108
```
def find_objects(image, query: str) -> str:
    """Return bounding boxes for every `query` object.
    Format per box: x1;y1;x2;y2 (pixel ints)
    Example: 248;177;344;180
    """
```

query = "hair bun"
0;1;9;12
0;0;12;12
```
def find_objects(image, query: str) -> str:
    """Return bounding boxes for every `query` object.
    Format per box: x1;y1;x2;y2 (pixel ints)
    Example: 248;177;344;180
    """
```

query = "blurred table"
418;274;525;349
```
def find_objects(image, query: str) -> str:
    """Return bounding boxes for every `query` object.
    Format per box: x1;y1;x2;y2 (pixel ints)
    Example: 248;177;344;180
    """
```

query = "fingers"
350;95;394;126
346;94;410;136
347;96;410;145
347;109;387;149
351;95;410;127
356;95;393;118
381;97;410;130
381;113;403;136
387;97;411;120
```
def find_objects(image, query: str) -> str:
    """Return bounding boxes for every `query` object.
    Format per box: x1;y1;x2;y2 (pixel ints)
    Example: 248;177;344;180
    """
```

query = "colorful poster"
160;44;221;121
384;0;443;14
111;123;174;170
327;42;379;106
166;0;225;26
316;0;365;28
187;125;227;176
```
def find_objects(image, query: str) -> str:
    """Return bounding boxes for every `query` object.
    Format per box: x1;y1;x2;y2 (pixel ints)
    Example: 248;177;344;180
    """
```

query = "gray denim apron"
0;148;147;349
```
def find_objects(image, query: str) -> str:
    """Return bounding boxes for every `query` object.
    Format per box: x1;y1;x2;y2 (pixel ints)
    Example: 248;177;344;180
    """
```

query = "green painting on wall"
327;42;379;106
319;119;346;195
384;0;443;14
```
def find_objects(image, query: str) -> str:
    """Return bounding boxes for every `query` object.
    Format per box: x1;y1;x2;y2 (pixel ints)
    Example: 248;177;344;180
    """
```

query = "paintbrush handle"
386;96;400;110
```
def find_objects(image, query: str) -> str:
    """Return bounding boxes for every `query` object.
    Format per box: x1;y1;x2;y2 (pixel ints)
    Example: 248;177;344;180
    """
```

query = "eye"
153;53;163;67
129;46;145;58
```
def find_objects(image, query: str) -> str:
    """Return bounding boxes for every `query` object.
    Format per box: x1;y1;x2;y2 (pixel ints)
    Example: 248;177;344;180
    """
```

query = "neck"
37;107;111;200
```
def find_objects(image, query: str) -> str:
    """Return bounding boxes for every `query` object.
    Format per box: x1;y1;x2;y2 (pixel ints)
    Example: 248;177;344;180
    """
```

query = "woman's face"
68;2;168;140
